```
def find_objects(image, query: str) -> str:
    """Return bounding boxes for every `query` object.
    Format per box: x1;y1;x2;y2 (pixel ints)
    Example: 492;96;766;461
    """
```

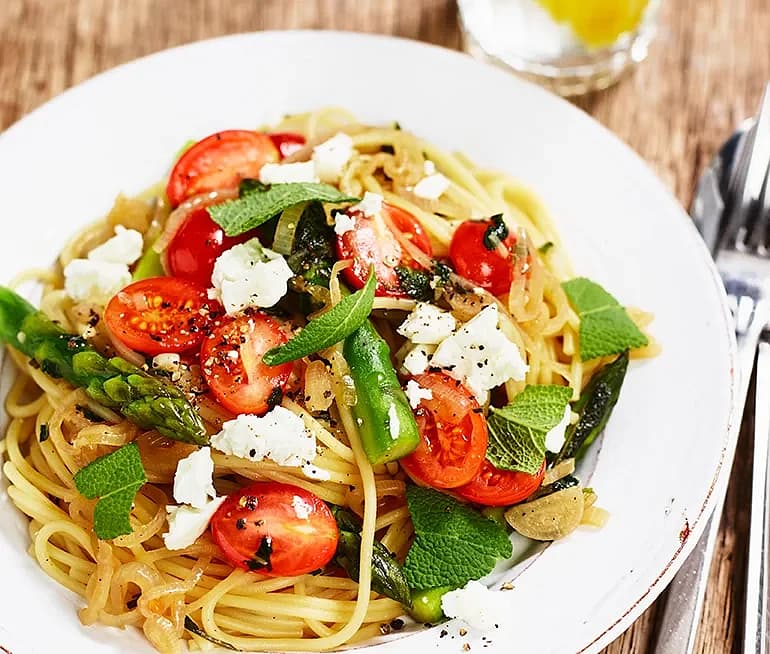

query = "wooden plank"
0;1;767;651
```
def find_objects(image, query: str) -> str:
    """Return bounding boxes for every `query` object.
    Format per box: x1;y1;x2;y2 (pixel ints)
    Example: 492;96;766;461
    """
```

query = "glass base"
458;0;660;97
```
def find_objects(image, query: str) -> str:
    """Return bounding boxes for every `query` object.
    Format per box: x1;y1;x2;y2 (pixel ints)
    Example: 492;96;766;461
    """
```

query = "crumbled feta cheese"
334;212;357;236
402;344;435;376
413;172;451;200
352;191;384;218
163;497;225;551
441;580;507;632
292;495;312;520
397;302;457;344
152;353;181;373
259;161;319;185
63;259;132;304
423;160;436;175
16;331;26;344
431;304;528;403
405;379;433;409
387;403;400;439
210;406;318;469
172;447;216;509
545;405;573;453
312;133;355;183
88;226;143;265
209;239;294;315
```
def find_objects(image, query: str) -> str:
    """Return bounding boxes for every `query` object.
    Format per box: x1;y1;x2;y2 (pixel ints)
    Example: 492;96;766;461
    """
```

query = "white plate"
0;31;737;654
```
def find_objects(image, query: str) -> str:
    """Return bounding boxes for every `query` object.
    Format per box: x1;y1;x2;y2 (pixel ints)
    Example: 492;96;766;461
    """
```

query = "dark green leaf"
73;442;147;540
404;486;512;590
395;266;433;301
482;214;508;250
209;182;358;236
262;269;376;365
562;277;648;361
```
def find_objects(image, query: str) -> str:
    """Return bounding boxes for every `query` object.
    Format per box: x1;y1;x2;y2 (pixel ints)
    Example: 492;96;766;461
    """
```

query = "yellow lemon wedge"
538;0;649;48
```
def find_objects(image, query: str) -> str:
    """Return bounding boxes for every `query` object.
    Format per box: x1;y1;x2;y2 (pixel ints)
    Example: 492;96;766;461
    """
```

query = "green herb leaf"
263;269;376;365
209;182;358;237
562;277;648;361
73;442;147;540
486;385;572;475
403;486;512;590
482;214;508;250
394;266;433;301
538;241;554;255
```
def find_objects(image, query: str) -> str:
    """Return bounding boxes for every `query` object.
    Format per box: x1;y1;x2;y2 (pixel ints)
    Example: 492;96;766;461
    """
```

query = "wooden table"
1;1;768;651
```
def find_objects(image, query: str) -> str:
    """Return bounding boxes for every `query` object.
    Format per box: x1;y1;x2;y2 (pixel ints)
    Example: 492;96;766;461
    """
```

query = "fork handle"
744;338;770;654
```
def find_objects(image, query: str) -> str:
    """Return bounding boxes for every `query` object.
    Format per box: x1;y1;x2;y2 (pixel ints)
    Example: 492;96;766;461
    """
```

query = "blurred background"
0;1;768;652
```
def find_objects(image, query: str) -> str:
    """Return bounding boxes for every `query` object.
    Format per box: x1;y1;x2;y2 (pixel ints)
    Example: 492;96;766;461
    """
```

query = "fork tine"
725;84;770;251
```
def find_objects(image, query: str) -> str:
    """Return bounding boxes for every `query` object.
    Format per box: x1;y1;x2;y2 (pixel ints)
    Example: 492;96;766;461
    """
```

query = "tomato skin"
455;459;545;507
211;482;339;576
336;203;433;297
166;130;279;207
201;311;292;415
104;277;221;356
449;219;519;296
399;373;488;489
269;132;306;159
166;208;251;287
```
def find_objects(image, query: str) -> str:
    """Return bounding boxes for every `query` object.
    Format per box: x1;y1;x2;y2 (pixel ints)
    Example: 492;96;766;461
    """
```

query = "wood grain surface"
1;1;768;652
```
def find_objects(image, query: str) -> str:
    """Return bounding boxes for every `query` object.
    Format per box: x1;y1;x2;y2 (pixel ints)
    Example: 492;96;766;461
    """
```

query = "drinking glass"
458;0;663;96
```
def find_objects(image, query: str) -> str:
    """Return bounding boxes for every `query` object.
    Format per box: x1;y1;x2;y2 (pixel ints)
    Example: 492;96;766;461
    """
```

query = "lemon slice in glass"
538;0;649;49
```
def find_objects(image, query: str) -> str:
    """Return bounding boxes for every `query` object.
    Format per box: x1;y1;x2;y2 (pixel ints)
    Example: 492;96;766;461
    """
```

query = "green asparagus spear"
0;286;207;445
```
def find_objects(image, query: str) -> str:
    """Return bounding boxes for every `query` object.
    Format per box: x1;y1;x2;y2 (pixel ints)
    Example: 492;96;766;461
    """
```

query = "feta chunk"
402;344;435;376
152;353;181;374
352;191;383;218
387;403;400;439
405;379;433;409
211;406;318;470
334;212;357;236
397;302;457;344
258;161;319;185
431;304;528;403
423;160;437;175
209;239;294;315
88;226;143;265
172;447;216;509
413;172;450;200
545;405;573;453
63;259;131;304
312;133;355;183
441;580;507;632
163;497;225;551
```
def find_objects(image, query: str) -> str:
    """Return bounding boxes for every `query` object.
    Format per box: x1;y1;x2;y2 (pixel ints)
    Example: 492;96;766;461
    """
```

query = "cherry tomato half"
455;459;545;507
399;373;488;489
211;481;339;576
104;277;221;356
166;208;251;287
269;132;306;159
336;203;433;297
449;219;520;297
166;130;279;207
201;310;292;415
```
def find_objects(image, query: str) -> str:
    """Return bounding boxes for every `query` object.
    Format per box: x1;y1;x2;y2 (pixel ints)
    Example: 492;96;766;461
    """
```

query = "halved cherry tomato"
449;219;520;296
104;277;221;356
399;373;488;489
455;459;546;507
166;130;279;207
336;203;433;296
166;208;251;287
269;132;306;159
211;481;339;576
200;310;292;415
